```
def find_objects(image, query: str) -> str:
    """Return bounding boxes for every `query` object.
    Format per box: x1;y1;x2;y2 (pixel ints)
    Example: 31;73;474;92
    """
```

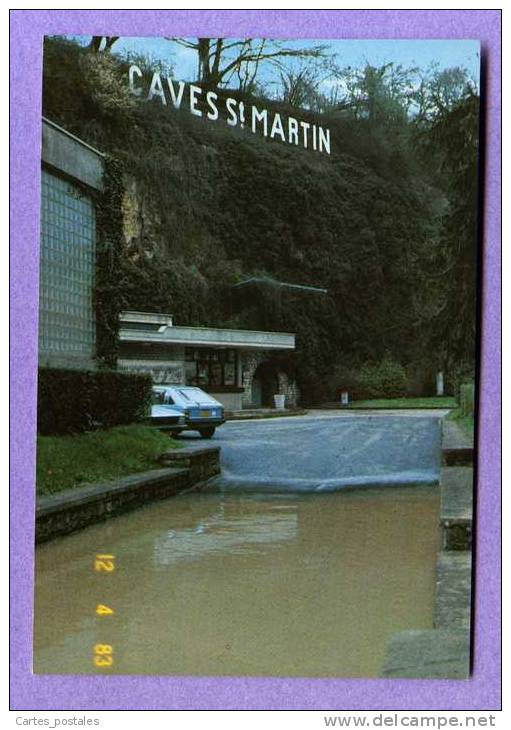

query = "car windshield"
151;390;175;405
152;386;221;407
175;387;220;405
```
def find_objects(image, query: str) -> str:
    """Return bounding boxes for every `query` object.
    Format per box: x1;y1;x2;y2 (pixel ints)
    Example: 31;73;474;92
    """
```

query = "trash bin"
340;391;351;407
273;394;286;410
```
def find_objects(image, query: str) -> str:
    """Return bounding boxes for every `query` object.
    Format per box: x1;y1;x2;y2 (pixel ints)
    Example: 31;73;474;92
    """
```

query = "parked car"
151;385;225;438
149;399;186;435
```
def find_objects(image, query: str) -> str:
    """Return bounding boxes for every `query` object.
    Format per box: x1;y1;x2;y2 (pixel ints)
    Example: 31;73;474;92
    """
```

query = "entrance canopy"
119;311;296;351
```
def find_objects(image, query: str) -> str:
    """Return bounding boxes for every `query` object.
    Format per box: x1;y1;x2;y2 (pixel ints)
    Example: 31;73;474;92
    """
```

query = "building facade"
118;311;297;411
39;118;104;370
39;119;300;410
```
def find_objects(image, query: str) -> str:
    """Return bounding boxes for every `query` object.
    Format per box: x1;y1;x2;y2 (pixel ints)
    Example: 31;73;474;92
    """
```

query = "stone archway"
242;352;300;409
251;361;280;407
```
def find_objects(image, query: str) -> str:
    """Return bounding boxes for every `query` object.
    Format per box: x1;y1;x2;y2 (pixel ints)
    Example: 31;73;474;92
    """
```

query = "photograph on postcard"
33;35;481;678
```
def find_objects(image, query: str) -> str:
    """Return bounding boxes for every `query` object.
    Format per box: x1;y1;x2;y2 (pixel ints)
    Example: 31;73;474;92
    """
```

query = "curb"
381;418;474;678
36;446;221;543
225;409;307;421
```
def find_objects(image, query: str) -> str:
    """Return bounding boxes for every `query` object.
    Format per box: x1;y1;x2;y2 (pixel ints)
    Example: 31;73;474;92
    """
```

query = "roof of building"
42;117;105;158
119;311;296;351
42;117;105;191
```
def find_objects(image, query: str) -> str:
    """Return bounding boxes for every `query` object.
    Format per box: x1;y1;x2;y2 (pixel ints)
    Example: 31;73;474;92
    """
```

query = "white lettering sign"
129;66;332;155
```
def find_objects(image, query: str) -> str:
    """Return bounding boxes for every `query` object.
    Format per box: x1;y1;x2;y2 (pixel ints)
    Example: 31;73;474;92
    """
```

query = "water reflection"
153;500;298;565
34;486;440;677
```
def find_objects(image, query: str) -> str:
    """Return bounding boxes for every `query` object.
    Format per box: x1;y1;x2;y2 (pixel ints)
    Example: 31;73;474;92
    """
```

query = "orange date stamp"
93;554;116;668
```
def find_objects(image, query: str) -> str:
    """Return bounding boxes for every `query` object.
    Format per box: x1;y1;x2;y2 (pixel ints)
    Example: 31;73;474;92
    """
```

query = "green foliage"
336;63;417;125
42;38;480;402
350;396;457;409
414;94;480;371
459;382;475;417
38;368;152;435
37;425;178;495
94;155;125;366
445;361;475;398
358;357;408;398
330;364;366;400
446;393;475;439
412;65;476;125
332;357;408;399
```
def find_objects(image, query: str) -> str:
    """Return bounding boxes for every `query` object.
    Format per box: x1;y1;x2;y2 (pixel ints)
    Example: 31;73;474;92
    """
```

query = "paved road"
180;411;444;492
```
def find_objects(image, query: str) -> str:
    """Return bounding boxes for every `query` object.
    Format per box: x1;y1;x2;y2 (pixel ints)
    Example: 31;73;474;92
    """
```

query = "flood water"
34;485;440;677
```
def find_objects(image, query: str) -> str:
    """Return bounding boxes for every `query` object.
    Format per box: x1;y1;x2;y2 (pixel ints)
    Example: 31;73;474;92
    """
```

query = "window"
185;348;238;387
152;390;175;405
39;170;96;360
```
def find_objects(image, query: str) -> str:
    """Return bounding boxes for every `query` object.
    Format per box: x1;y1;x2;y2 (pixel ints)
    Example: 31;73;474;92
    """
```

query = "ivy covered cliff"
42;37;479;401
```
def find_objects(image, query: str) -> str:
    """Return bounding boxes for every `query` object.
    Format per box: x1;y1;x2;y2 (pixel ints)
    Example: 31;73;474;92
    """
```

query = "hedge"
37;368;153;435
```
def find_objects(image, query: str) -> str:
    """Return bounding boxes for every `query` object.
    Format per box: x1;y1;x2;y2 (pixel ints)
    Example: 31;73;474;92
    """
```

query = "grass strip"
349;397;458;410
37;425;180;496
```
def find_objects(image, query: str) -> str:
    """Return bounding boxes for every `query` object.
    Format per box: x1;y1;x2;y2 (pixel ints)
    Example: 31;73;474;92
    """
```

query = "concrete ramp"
206;413;442;493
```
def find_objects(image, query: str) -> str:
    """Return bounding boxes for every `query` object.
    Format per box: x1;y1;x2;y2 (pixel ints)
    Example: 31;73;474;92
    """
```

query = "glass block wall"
39;169;96;366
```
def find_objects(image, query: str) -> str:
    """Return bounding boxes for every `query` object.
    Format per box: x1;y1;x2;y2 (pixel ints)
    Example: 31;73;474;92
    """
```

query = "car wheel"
199;427;215;439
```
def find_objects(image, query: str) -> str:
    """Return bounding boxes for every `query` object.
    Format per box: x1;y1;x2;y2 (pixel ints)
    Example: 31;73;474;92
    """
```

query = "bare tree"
166;37;327;90
277;61;335;111
235;40;268;94
88;36;120;53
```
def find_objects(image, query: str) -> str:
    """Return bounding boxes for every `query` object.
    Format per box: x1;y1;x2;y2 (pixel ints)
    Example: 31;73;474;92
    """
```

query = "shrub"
358;357;408;399
332;357;408;400
445;362;475;398
459;382;475;417
37;368;152;435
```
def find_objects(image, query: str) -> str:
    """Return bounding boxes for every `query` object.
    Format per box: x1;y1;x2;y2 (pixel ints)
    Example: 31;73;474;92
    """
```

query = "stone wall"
118;343;186;384
241;351;300;408
277;371;300;409
118;359;185;385
382;418;473;678
159;445;221;483
36;446;221;543
241;351;268;407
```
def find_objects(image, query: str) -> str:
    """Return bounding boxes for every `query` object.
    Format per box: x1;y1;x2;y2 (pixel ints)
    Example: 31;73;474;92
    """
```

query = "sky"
71;36;480;93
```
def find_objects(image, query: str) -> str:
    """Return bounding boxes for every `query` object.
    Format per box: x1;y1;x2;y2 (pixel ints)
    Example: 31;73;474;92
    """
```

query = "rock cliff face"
122;177;142;245
42;37;444;401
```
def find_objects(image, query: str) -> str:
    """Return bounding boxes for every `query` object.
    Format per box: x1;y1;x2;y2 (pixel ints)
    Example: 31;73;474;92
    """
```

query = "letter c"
129;65;143;96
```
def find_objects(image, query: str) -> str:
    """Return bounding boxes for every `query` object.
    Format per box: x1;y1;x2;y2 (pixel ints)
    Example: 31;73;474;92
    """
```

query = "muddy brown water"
34;485;440;677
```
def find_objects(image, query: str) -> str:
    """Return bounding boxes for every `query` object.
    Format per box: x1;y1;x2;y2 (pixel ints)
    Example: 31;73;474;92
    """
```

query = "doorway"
251;362;280;407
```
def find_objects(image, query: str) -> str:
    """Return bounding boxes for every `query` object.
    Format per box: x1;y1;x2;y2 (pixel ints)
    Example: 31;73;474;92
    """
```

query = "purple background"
10;10;501;711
